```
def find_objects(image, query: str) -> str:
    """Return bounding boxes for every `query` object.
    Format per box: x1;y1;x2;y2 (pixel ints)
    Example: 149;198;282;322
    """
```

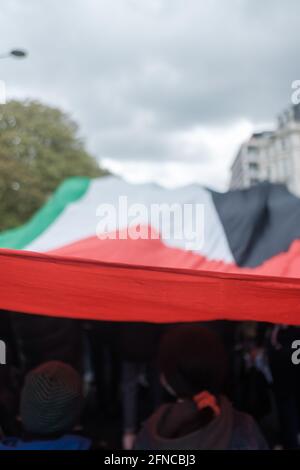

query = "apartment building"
230;104;300;196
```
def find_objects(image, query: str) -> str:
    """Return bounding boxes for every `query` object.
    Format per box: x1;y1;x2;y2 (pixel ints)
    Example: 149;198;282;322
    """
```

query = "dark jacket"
135;396;268;450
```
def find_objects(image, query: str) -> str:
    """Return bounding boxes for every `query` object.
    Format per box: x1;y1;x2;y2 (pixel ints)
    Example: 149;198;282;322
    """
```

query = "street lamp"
0;49;28;59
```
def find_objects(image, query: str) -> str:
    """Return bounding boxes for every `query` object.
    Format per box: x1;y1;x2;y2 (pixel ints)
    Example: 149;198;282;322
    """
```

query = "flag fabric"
1;176;300;324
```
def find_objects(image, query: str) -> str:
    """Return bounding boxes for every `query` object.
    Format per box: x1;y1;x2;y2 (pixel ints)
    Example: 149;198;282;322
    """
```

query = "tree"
0;100;107;231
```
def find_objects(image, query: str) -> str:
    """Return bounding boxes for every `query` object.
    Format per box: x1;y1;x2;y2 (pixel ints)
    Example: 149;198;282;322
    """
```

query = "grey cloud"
0;0;300;176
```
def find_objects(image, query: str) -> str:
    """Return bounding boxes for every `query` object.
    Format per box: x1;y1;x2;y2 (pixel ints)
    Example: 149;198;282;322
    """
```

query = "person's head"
159;325;228;399
20;361;83;437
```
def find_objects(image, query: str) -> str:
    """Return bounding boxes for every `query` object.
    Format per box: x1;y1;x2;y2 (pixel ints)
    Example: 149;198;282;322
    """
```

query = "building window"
281;137;289;151
249;162;259;171
247;146;258;156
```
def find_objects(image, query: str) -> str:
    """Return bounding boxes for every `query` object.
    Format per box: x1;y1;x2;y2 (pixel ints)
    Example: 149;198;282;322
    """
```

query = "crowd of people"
0;309;299;450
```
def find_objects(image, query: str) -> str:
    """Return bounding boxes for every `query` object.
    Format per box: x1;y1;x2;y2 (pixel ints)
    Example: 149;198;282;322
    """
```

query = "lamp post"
0;49;28;59
0;49;28;103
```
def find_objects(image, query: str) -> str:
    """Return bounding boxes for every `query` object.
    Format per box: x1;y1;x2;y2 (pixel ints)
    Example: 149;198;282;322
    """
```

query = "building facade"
230;104;300;196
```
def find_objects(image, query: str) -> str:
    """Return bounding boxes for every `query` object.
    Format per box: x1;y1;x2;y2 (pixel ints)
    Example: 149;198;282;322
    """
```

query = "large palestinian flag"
0;176;300;324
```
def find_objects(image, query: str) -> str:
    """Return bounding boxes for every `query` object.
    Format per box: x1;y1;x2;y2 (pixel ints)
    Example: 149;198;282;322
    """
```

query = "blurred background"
1;1;300;451
1;0;300;231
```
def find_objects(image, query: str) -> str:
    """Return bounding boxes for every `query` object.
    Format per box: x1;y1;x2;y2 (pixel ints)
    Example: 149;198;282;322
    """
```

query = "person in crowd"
234;322;272;422
118;322;165;450
268;324;300;449
0;361;91;450
86;320;120;417
135;325;268;450
0;310;21;436
0;363;20;437
10;312;83;374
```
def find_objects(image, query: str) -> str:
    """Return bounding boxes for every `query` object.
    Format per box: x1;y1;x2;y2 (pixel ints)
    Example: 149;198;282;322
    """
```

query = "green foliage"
0;100;107;231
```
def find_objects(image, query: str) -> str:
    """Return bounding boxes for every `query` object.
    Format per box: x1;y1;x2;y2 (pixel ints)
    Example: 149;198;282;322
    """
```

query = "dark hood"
136;396;234;450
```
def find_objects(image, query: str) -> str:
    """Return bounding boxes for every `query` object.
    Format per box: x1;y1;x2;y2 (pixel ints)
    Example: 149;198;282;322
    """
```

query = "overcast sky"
0;0;299;190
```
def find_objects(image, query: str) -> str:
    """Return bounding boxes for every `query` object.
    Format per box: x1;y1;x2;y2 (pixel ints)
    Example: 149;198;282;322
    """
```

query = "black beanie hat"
20;361;83;436
159;325;228;398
